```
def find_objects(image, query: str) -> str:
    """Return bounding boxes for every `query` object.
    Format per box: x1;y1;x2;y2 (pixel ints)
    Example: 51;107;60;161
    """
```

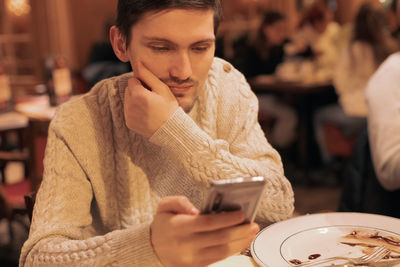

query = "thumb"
156;196;199;215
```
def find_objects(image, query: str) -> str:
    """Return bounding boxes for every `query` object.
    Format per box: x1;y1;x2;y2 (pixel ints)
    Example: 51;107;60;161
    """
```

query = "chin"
177;98;195;113
180;103;193;113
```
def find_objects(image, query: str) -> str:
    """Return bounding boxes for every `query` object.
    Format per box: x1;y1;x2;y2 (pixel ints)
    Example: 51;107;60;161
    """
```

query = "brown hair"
300;2;330;27
116;0;222;47
254;11;285;59
352;3;398;64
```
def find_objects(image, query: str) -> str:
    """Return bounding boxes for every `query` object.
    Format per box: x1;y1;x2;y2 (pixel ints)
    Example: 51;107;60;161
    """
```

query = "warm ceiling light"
6;0;31;16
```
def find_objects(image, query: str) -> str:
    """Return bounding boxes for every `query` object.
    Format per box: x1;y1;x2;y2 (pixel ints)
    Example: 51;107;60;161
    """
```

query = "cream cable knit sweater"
20;58;294;266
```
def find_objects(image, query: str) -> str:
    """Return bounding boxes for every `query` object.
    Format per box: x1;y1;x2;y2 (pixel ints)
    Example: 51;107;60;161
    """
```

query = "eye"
191;45;210;53
149;46;170;52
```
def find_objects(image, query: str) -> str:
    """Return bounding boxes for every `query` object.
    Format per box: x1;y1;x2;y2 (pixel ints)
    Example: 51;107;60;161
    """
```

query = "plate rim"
251;212;400;267
279;224;400;266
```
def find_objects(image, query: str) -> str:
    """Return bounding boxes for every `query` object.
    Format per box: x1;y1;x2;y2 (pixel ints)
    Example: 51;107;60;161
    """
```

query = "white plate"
251;212;400;267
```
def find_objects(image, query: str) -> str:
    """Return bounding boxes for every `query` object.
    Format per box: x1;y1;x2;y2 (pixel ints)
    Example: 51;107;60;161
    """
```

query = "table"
249;75;333;94
249;75;336;178
15;95;56;120
210;255;257;266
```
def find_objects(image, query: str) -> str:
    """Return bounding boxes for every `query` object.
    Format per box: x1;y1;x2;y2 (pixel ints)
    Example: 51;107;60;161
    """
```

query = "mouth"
168;85;193;95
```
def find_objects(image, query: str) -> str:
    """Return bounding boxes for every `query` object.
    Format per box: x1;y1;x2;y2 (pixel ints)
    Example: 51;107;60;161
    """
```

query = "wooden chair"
0;112;30;183
0;114;32;244
19;118;51;224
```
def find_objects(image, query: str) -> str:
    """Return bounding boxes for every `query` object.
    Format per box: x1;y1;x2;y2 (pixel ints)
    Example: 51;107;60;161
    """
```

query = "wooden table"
15;95;56;121
249;75;336;178
249;75;333;94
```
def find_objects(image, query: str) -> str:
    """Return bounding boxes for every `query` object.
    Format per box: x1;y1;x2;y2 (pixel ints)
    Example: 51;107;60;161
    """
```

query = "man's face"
125;9;216;112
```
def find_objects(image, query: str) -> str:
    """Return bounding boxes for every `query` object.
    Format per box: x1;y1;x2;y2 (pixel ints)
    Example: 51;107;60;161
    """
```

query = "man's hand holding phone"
150;196;259;267
124;61;178;138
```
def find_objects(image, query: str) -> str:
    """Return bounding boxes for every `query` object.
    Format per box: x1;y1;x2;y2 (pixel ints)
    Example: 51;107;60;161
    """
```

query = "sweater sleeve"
19;124;163;267
149;73;294;223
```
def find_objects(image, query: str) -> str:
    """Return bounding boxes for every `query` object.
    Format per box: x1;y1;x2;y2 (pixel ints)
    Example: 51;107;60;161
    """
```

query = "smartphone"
201;176;266;223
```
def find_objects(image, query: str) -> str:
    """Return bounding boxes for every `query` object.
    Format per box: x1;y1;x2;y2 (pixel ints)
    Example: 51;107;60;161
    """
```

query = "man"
20;1;294;266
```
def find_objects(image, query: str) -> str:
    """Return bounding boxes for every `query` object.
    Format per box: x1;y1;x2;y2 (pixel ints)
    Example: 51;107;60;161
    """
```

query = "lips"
168;84;193;95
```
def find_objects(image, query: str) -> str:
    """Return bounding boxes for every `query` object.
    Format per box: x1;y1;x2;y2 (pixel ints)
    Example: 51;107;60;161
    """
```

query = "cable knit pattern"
20;57;294;266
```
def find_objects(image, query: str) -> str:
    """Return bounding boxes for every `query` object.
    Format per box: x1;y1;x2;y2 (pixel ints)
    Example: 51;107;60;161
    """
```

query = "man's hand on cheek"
124;62;179;138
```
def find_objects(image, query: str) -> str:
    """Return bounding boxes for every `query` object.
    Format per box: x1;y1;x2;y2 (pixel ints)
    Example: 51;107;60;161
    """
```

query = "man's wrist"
149;107;209;157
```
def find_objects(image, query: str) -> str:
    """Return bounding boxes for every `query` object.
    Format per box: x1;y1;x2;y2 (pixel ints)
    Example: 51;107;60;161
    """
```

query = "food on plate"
340;230;400;254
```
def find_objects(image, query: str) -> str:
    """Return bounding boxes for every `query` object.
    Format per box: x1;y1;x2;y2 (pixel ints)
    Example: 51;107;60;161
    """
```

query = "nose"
169;51;193;81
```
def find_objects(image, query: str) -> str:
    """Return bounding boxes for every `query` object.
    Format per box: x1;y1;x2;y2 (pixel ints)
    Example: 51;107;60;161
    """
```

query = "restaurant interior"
0;0;399;265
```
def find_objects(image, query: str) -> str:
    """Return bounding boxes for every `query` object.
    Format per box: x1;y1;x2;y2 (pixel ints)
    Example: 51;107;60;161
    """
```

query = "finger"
191;222;259;247
187;211;246;233
133;61;172;98
125;77;152;97
156;196;199;215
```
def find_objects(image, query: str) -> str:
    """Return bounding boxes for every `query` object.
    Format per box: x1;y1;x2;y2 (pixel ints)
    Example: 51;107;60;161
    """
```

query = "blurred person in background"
233;11;288;78
19;0;294;266
284;0;341;81
366;53;400;192
314;3;399;165
340;50;400;219
83;20;131;87
366;0;400;192
339;48;400;217
233;11;298;149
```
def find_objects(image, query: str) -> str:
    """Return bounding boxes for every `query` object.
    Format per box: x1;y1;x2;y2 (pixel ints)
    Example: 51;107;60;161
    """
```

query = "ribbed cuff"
111;223;163;267
149;107;210;159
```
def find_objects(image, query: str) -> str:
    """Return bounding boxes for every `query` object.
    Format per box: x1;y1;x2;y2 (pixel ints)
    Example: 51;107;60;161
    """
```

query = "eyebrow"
142;37;216;46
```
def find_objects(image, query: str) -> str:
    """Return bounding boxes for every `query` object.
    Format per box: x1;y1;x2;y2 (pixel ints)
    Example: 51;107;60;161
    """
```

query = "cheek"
127;45;168;77
141;57;168;77
193;50;215;80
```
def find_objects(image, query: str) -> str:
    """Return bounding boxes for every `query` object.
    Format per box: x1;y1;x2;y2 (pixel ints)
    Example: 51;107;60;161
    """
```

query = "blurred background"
0;0;399;265
1;0;394;94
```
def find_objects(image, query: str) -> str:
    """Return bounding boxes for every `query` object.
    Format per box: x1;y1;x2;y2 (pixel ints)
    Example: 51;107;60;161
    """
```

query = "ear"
110;26;130;62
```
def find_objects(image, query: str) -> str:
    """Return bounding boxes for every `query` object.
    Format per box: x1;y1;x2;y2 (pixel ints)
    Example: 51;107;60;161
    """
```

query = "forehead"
130;9;215;43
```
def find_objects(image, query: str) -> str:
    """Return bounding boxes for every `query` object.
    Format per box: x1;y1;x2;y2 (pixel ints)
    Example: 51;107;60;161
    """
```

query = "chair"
0;113;32;245
15;117;51;226
258;110;275;138
323;122;357;158
338;128;400;218
0;184;30;250
0;116;50;243
0;112;30;183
